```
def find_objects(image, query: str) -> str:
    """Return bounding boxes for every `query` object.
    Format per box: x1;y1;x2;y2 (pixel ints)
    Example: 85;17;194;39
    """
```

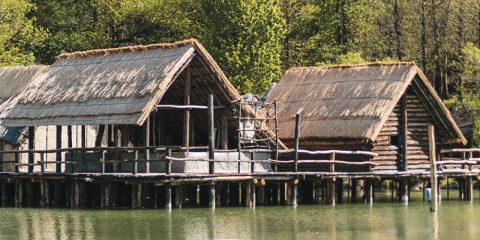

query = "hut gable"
266;62;466;145
0;66;46;144
4;40;239;127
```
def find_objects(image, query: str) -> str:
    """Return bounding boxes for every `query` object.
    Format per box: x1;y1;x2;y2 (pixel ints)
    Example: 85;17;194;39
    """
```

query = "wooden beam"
145;117;150;173
294;110;302;173
429;124;438;212
184;66;191;152
400;94;408;171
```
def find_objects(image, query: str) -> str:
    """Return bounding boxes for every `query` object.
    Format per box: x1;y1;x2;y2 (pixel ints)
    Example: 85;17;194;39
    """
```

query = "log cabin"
265;62;468;202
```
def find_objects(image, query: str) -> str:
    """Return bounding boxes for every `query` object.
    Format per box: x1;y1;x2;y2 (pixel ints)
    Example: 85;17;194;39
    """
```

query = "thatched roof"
5;40;234;126
265;62;467;144
0;65;46;144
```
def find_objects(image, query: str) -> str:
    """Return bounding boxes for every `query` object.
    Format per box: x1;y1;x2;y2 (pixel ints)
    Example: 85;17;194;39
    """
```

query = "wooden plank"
208;94;215;174
183;66;191;151
28;127;34;173
429;124;438;212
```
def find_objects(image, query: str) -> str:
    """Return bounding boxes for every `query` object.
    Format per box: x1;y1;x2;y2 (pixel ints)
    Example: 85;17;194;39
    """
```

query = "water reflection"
1;199;480;239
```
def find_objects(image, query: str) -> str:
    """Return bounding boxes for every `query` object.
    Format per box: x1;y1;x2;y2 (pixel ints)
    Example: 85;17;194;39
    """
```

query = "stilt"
40;180;46;207
74;181;80;208
15;182;23;207
446;177;450;201
458;178;464;200
165;183;172;210
25;181;33;207
428;124;438;212
69;181;75;208
105;183;111;208
365;179;373;204
327;179;336;205
336;178;344;203
351;179;357;203
136;183;142;208
1;182;6;207
131;184;137;209
209;182;216;208
399;179;409;203
175;185;183;208
468;177;474;202
292;181;298;206
100;183;105;208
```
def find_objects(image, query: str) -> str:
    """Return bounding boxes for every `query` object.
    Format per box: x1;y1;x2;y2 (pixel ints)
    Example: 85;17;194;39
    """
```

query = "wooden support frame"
56;126;62;173
145;117;150;173
294;110;302;173
208;94;215;175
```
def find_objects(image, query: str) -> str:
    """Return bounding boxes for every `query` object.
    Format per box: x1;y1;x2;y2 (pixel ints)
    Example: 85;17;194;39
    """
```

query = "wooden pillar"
40;180;46;207
183;66;191;151
25;181;33;207
351;179;357;203
428;124;438;212
56;126;62;173
1;181;6;207
175;185;183;208
294;111;301;173
292;180;298;206
467;177;474;202
248;182;256;207
15;181;23;207
209;181;216;208
81;126;86;148
336;178;344;203
28;127;34;173
74;181;80;208
208;95;215;174
221;113;228;150
365;179;373;204
400;179;409;203
100;183;105;208
145;117;150;173
165;182;172;210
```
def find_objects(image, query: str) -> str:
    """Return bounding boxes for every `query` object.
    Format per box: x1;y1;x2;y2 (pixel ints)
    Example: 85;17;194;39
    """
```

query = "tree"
202;0;286;94
0;0;45;66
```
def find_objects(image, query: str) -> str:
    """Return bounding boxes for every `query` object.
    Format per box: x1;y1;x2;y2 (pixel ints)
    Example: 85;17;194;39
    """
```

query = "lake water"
0;191;479;240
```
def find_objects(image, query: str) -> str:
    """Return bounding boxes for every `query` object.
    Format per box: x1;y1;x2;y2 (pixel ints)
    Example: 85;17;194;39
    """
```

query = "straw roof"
0;65;46;144
5;40;234;126
265;62;466;144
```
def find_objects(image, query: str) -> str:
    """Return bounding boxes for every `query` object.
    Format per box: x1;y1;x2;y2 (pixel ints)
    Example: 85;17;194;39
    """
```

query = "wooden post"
294;111;301;173
137;183;142;208
1;181;6;207
131;184;137;209
400;179;409;203
56;126;62;173
400;94;408;171
166;148;172;176
428;124;438;212
292;180;298;206
209;181;216;208
165;182;172;210
40;180;46;207
336;178;344;203
365;179;373;204
274;101;279;172
145;117;150;173
221;113;228;150
183;66;191;152
175;185;183;208
208;95;215;174
28;126;34;173
132;150;138;175
249;181;256;207
351;178;357;203
100;183;105;208
67;126;73;173
15;181;23;207
74;181;80;208
81;126;86;148
468;177;474;202
237;99;242;174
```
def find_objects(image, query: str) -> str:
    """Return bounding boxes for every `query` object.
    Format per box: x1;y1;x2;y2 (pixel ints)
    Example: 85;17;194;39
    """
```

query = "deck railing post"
56;126;62;173
237;99;242;174
208;94;215;175
40;152;45;174
101;150;106;174
166;148;172;176
294;110;302;173
28;126;34;173
132;150;138;175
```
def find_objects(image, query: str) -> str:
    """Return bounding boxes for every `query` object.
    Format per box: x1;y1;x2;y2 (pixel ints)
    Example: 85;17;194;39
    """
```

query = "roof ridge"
56;39;200;60
287;61;417;72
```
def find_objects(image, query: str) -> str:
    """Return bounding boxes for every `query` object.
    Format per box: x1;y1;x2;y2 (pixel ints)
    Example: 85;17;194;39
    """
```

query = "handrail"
279;149;378;157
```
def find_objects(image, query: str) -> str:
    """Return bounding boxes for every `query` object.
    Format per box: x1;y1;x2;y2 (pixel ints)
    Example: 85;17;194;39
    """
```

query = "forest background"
2;0;480;143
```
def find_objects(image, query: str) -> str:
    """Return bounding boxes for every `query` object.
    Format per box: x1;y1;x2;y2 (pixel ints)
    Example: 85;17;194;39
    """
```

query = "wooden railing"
440;148;480;172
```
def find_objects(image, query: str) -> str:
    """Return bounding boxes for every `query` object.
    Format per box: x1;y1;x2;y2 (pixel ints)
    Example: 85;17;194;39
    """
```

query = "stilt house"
3;39;284;174
265;62;466;175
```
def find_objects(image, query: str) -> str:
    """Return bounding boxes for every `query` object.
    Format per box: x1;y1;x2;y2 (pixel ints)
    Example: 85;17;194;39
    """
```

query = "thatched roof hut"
4;39;284;149
0;66;46;144
266;62;466;145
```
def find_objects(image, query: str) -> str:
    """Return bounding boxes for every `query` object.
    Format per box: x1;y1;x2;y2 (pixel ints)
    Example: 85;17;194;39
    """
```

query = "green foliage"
336;52;366;64
0;0;45;66
462;42;480;80
473;119;480;147
202;0;286;94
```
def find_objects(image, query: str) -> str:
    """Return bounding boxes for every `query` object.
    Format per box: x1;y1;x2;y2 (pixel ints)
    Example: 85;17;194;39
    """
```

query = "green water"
0;192;479;240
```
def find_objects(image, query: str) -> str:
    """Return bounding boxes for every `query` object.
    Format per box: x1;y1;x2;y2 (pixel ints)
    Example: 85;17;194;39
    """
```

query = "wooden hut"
3;39;283;175
265;62;466;201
